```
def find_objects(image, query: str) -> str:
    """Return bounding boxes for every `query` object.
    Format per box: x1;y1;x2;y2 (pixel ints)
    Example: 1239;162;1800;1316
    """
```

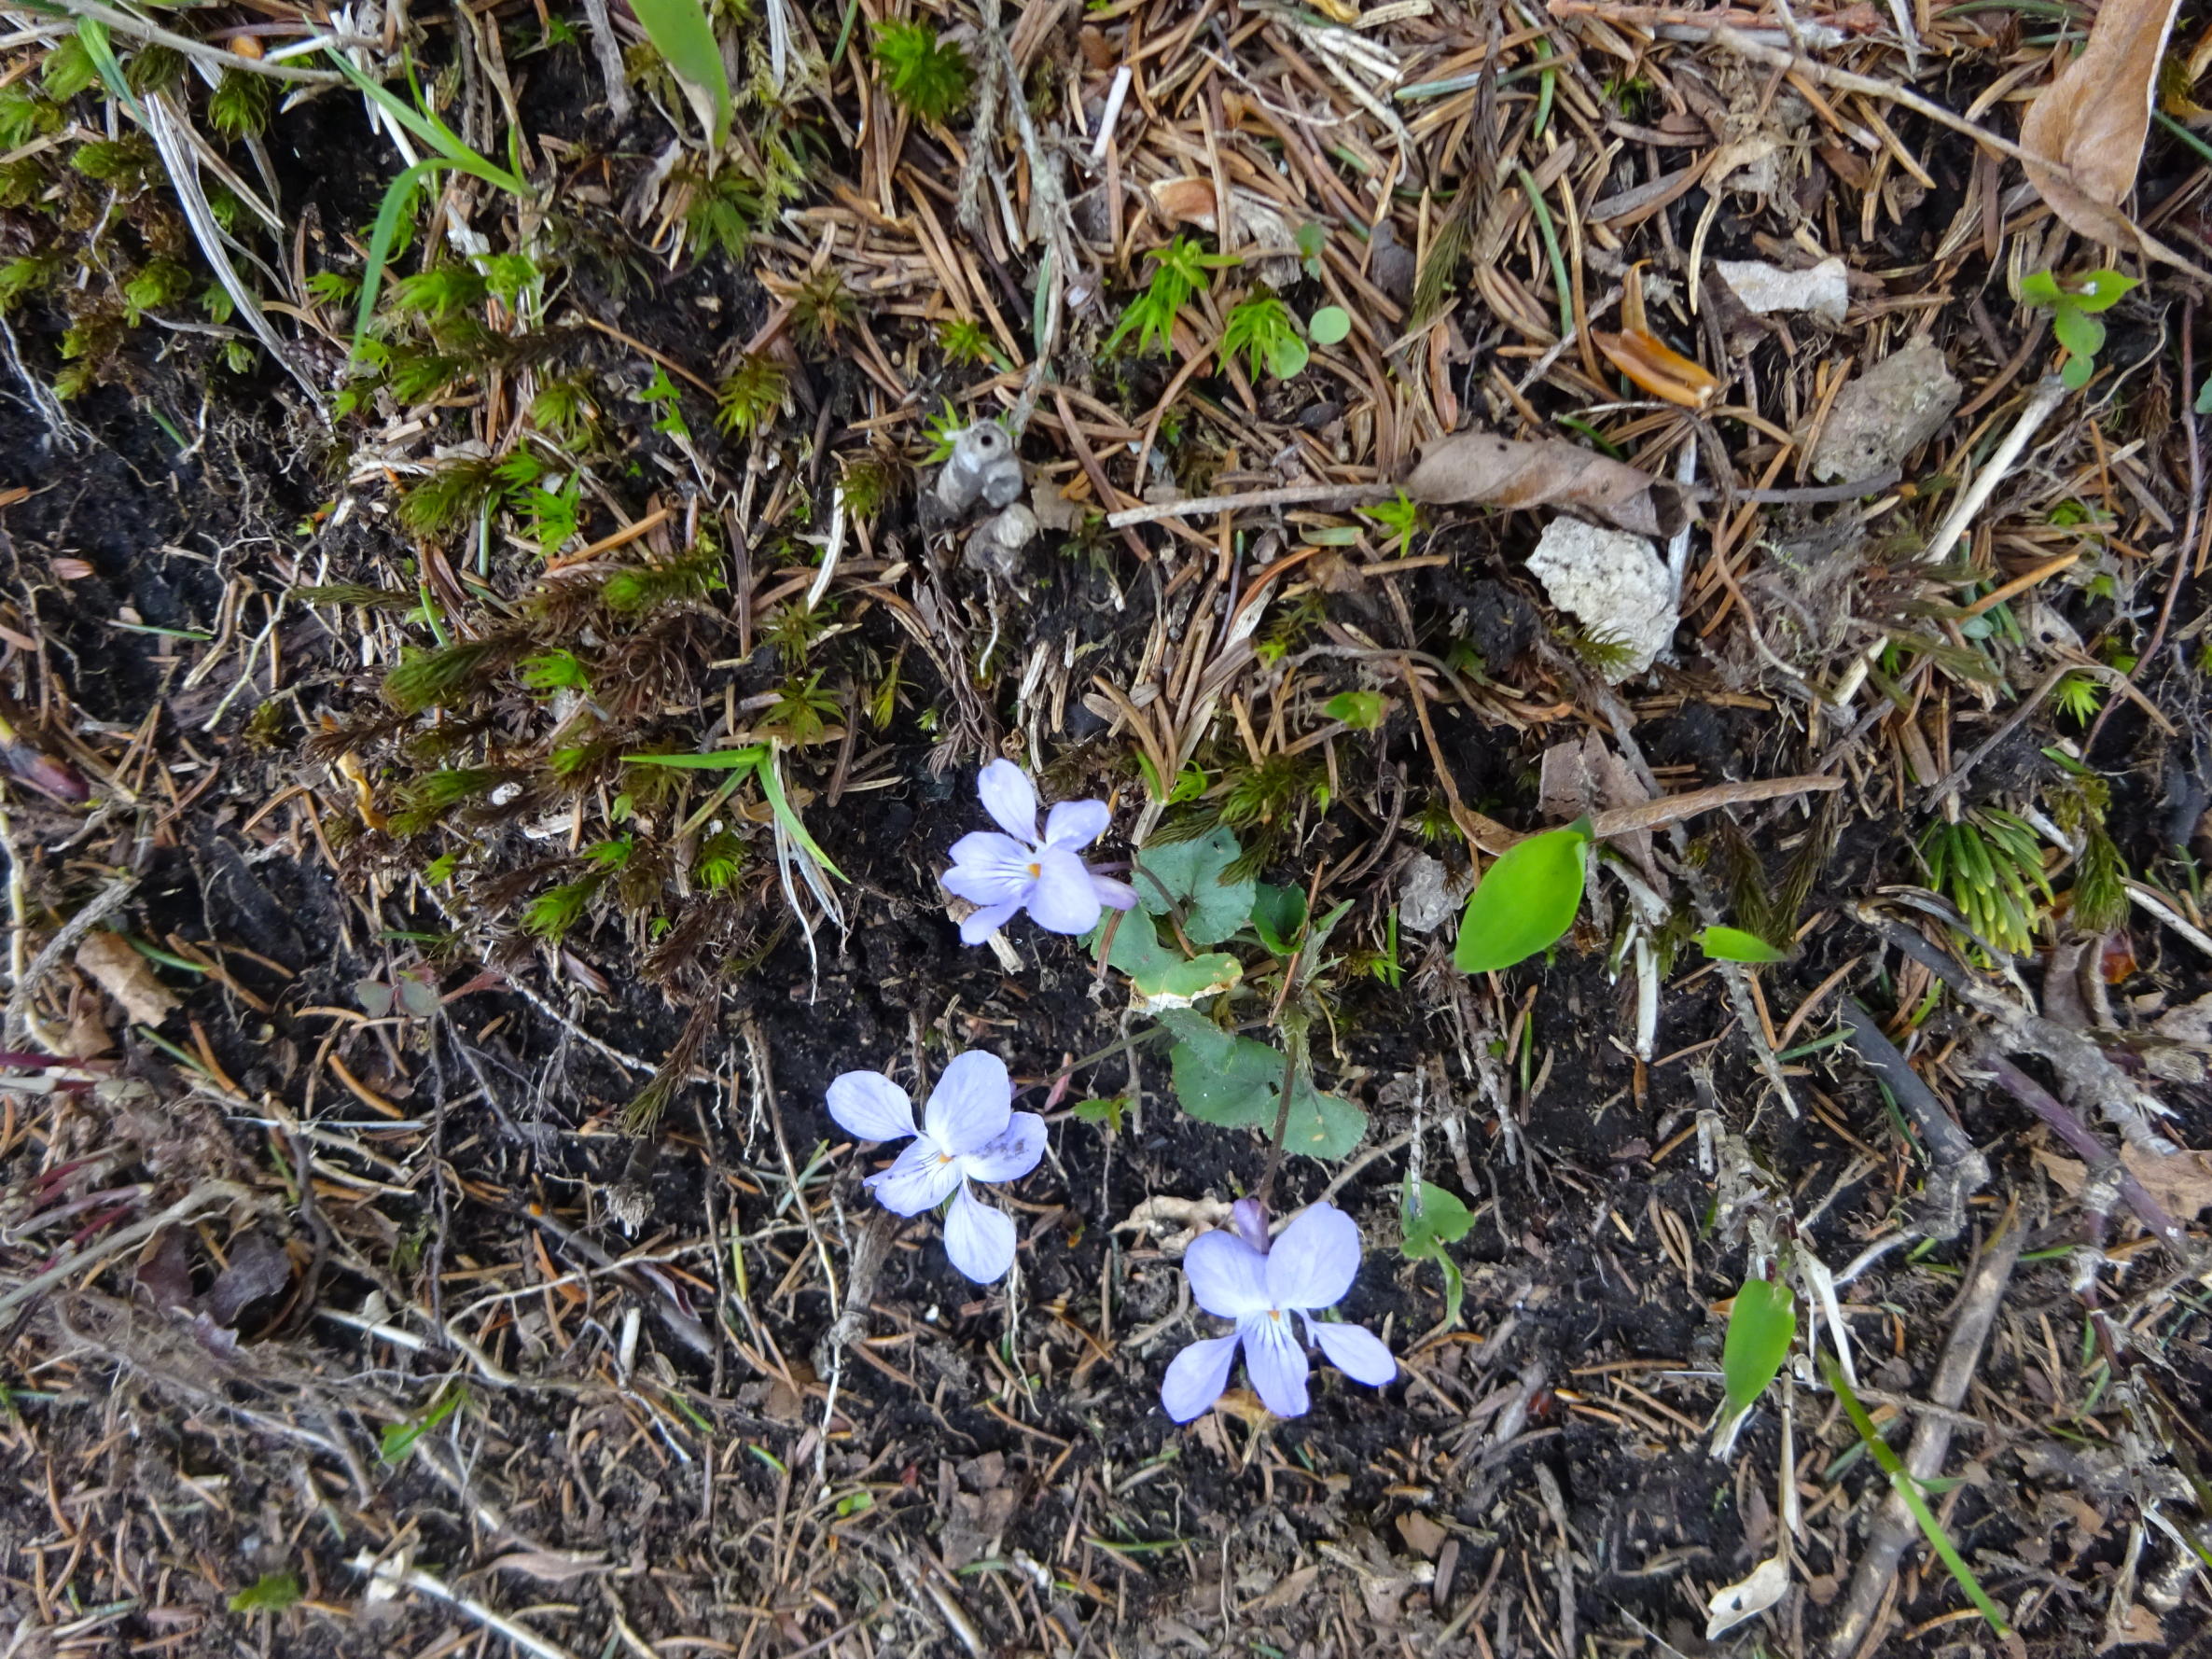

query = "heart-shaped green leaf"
1132;827;1254;944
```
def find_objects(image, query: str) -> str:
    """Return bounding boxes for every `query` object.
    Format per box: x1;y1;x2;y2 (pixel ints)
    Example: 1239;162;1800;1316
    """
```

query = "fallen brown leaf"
75;932;180;1026
2035;1140;2212;1218
1592;329;1719;410
1402;429;1687;539
2018;0;2180;248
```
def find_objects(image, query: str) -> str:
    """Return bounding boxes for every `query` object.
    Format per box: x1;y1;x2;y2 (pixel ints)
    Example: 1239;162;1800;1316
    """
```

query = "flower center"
1024;861;1042;878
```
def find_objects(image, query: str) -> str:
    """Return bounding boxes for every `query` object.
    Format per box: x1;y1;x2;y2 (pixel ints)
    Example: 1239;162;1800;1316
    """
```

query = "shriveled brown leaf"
75;931;180;1026
2018;0;2179;248
1592;329;1718;410
1403;430;1686;539
2035;1141;2212;1217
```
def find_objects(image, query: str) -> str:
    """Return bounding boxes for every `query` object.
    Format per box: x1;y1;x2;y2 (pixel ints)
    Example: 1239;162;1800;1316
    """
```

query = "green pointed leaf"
1721;1277;1796;1419
620;746;768;770
1699;925;1788;964
2066;269;2137;314
1248;883;1307;955
1132;827;1255;944
229;1573;303;1614
1453;818;1591;974
629;0;733;149
1072;1095;1129;1132
2018;270;2064;307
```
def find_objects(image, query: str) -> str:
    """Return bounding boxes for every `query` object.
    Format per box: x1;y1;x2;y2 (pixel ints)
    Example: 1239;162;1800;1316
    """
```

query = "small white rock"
1525;519;1676;681
1398;852;1474;934
1712;256;1850;328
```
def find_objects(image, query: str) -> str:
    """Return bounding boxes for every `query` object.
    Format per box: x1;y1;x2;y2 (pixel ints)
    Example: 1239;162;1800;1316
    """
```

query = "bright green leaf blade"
754;749;845;881
1323;690;1384;731
1699;925;1788;964
621;746;769;769
1266;335;1309;379
1308;305;1350;345
229;1572;303;1614
2052;304;2101;363
2067;269;2138;314
1132;827;1255;944
1453;819;1591;974
631;0;732;147
1248;883;1307;955
354;158;453;356
327;53;528;193
2196;375;2212;415
75;19;143;123
1720;1276;1796;1418
1825;1356;2010;1633
2017;270;2064;306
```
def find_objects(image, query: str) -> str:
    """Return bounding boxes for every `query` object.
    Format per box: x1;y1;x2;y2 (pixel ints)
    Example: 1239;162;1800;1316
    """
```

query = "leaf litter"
0;0;2207;1653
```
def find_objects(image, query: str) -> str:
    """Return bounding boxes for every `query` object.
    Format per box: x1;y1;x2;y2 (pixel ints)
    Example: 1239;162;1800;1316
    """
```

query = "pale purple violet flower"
1161;1201;1396;1421
825;1050;1045;1283
943;760;1136;945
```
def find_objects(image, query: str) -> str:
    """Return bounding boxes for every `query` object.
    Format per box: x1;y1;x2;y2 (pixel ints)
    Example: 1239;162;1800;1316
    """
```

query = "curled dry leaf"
1592;329;1719;410
2017;0;2179;250
1707;1555;1789;1639
75;932;181;1026
1402;430;1687;540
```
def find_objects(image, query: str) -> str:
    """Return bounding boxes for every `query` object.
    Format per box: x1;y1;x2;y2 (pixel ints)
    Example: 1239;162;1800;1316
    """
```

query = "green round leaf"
1266;334;1310;379
1307;305;1351;345
1400;1179;1475;1260
1699;925;1788;964
1453;819;1592;974
1322;690;1385;731
1132;827;1255;944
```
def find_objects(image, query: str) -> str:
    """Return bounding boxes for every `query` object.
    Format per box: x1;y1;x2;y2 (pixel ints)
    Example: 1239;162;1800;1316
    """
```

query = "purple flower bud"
942;760;1137;944
1230;1196;1270;1253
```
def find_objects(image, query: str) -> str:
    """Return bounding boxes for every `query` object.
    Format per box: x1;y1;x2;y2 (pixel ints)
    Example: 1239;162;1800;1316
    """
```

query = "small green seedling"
229;1573;303;1614
1400;1177;1476;1327
1105;236;1239;357
873;21;972;123
1454;817;1592;974
1359;490;1422;556
1308;305;1350;346
1220;291;1307;379
380;1383;469;1462
2019;268;2137;391
1322;690;1385;732
1698;925;1787;964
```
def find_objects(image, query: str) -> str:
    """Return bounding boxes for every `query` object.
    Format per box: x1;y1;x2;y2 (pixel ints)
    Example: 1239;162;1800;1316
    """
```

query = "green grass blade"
1824;1356;2010;1634
75;18;144;122
327;51;530;195
620;746;770;770
756;747;845;881
629;0;733;149
355;157;452;356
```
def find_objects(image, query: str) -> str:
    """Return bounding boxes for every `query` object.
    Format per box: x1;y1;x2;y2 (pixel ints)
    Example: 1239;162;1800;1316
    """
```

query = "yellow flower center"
1025;861;1042;878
